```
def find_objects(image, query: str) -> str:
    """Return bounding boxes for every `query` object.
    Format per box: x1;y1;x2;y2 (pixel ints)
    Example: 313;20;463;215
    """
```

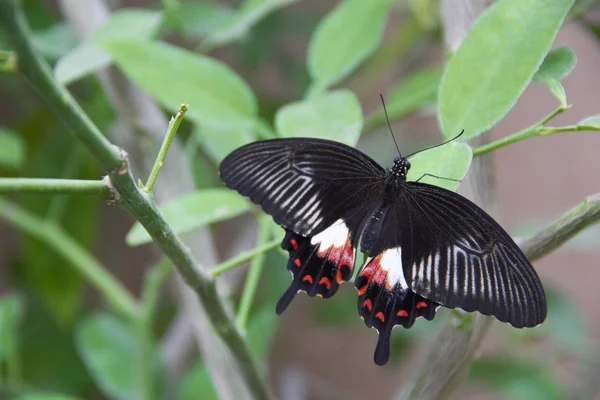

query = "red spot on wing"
416;301;427;309
318;277;331;289
397;310;408;317
356;283;367;295
302;275;313;284
290;238;298;250
294;258;301;267
358;255;382;281
363;299;373;312
375;312;385;323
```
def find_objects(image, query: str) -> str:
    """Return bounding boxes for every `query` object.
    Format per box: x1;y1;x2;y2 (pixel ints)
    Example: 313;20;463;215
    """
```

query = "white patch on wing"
379;247;408;288
310;219;349;250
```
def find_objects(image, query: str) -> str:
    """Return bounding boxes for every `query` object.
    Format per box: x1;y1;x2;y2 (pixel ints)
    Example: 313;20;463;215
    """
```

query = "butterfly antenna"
380;94;402;157
405;129;465;158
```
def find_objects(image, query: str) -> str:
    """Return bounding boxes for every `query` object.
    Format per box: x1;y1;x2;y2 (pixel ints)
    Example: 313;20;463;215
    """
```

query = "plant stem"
0;2;271;397
211;239;281;278
136;259;172;400
0;198;137;319
0;178;110;196
0;0;123;170
143;104;188;193
236;216;271;332
472;106;568;156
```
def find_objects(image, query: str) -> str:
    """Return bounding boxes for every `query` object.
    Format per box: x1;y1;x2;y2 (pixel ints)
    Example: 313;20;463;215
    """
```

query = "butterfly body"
219;137;546;366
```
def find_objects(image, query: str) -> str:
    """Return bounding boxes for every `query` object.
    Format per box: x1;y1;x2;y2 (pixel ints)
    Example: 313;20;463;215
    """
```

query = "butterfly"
219;137;547;365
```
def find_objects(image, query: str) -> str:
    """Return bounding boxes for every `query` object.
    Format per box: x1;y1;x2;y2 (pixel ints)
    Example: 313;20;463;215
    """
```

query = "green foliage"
76;314;141;400
0;128;26;169
2;0;598;398
275;90;363;146
103;39;257;129
439;0;575;139
307;0;393;89
407;142;473;191
534;46;576;82
203;0;298;48
54;9;163;85
126;189;251;246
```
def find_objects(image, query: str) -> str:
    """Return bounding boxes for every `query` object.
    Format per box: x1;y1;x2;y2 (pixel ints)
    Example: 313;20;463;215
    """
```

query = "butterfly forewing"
219;138;385;236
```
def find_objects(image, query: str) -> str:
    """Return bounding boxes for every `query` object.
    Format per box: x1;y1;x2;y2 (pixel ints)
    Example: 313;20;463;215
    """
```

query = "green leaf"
275;90;363;146
533;46;576;82
366;68;442;130
194;123;256;165
307;0;393;88
54;9;163;85
577;114;600;129
204;0;297;48
76;314;136;400
178;307;275;400
0;128;26;169
103;40;257;129
438;0;575;139
406;142;473;191
174;2;235;40
545;79;567;107
126;189;251;246
178;363;218;400
0;292;24;363
32;23;78;60
469;357;565;400
17;394;81;400
246;306;278;359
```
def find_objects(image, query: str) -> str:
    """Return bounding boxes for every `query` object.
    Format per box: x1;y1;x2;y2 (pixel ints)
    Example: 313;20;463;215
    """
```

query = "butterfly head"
391;157;411;180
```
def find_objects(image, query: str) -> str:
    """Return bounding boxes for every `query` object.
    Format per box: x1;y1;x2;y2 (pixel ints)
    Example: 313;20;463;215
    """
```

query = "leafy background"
1;0;600;399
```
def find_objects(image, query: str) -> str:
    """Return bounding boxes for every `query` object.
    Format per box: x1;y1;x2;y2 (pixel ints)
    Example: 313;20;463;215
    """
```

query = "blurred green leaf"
204;0;297;48
54;9;163;85
126;189;251;246
512;288;590;359
178;363;218;400
307;0;393;89
0;128;26;169
406;142;473;191
469;357;565;400
32;23;78;60
275;90;363;146
246;306;278;359
439;0;575;139
0;292;24;384
194;123;256;165
366;67;442;130
545;79;567;108
76;314;136;400
174;2;235;39
103;40;257;129
578;114;600;129
178;306;275;400
533;46;576;82
17;394;81;400
17;138;101;324
20;298;91;394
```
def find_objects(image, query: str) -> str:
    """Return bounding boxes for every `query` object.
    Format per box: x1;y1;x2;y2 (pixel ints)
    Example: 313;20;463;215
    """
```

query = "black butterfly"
219;137;546;365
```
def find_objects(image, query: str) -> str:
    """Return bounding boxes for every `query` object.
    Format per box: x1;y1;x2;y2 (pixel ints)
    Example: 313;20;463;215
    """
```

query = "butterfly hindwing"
277;219;356;314
355;247;439;365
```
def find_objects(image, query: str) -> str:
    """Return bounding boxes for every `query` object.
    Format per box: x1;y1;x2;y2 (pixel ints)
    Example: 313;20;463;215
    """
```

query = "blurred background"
1;0;600;399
